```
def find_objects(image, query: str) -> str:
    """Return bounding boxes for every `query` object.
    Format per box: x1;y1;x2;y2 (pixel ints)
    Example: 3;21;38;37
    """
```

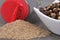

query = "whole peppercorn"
44;10;50;15
51;3;57;8
57;3;60;7
49;10;52;13
50;13;56;18
53;8;58;13
58;8;60;11
57;12;60;16
59;12;60;15
58;16;60;20
44;8;47;11
46;5;51;10
40;7;44;12
57;2;60;8
55;2;58;5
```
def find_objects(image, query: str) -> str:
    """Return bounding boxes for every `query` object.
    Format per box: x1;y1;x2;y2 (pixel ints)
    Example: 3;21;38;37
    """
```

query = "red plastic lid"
1;0;29;23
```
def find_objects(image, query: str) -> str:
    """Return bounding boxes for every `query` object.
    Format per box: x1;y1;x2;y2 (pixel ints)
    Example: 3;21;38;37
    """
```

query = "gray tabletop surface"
0;0;60;40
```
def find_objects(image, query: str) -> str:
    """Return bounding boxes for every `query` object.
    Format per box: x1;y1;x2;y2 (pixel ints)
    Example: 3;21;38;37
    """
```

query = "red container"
1;0;29;23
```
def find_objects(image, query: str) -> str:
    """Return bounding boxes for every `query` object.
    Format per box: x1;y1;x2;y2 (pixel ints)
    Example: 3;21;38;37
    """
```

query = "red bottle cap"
1;0;29;23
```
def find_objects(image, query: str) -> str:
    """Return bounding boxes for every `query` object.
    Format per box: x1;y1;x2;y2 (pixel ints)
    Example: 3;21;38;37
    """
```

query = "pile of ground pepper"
0;20;50;40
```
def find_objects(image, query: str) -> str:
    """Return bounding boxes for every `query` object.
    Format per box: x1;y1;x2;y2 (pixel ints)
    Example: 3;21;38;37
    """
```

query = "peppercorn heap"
40;2;60;20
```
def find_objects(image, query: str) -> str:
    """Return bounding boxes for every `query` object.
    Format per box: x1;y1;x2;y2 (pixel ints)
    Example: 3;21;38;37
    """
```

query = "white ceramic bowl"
33;7;60;35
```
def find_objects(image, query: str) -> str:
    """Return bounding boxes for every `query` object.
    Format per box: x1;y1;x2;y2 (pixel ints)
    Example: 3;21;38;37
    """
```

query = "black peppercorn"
44;8;47;11
58;16;60;20
58;12;60;15
53;8;58;13
40;7;44;12
57;3;60;7
49;10;52;13
51;3;57;8
50;13;56;18
44;10;50;15
58;8;60;11
46;5;51;10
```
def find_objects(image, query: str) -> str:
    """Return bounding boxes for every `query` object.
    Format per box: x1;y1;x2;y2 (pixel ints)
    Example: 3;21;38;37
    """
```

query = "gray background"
0;0;60;40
